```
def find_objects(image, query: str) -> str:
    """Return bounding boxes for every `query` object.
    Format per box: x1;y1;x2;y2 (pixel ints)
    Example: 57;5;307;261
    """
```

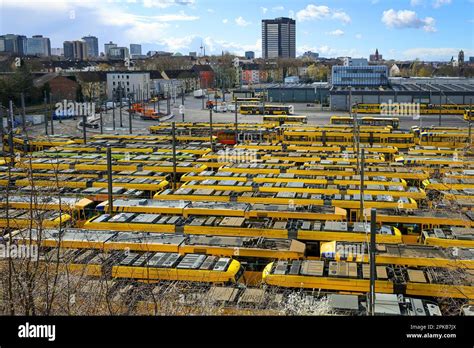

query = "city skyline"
0;0;473;60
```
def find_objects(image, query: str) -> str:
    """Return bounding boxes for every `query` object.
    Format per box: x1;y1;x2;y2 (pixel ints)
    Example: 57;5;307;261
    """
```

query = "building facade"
109;47;129;60
330;78;474;111
107;72;151;100
262;17;296;59
63;40;88;60
33;74;79;101
192;64;215;88
130;44;142;57
0;34;27;56
245;51;255;60
63;41;74;59
104;41;117;57
332;64;389;86
241;64;261;84
26;35;51;56
82;36;99;57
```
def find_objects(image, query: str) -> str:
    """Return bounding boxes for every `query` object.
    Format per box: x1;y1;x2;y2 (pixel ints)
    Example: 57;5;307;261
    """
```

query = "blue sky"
0;0;473;60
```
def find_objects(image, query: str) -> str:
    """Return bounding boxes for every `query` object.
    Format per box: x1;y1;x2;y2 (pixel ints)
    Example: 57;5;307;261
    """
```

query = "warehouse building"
330;77;474;111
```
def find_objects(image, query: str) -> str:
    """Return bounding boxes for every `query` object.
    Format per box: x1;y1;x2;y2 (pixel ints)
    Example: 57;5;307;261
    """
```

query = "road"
28;92;470;137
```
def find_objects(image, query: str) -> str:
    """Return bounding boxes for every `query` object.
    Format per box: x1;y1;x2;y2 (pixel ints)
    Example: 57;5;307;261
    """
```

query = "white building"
107;72;151;100
343;57;368;67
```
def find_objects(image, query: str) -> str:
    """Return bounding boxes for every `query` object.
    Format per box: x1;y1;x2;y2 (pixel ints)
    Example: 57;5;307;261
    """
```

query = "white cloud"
433;0;452;8
403;47;473;60
152;11;199;21
202;37;262;56
410;0;424;6
272;5;284;11
222;18;228;24
235;16;251;27
382;9;436;32
124;22;170;42
159;35;196;50
296;45;359;58
296;5;330;21
261;7;268;14
296;4;351;24
332;11;351;24
327;29;345;36
142;0;195;8
355;33;363;39
207;8;214;13
371;0;380;4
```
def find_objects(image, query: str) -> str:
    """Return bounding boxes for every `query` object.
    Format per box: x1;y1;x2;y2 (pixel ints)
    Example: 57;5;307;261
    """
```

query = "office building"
130;44;142;57
332;63;389;86
63;40;88;60
63;41;74;59
82;35;99;57
262;17;296;59
245;51;255;60
109;47;129;60
104;41;117;57
0;34;27;56
26;35;51;56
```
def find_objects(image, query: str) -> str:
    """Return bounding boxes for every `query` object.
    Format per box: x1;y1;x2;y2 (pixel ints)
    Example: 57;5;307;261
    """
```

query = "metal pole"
202;94;205;110
182;86;185;122
234;99;238;144
469;98;472;147
369;208;377;316
209;107;214;151
172;122;177;190
99;106;103;134
23;136;28;154
438;90;442;127
49;93;54;135
349;87;357;169
0;104;4;152
167;92;170;115
8;100;14;158
360;149;365;221
119;88;123;128
20;92;26;132
82;112;87;144
128;99;132;134
106;145;113;214
43;91;48;135
356;112;360;174
112;92;116;130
